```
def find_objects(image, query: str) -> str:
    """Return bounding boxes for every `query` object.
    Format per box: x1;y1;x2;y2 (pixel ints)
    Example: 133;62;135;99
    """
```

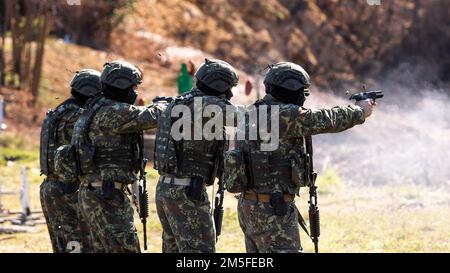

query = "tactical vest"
40;100;80;177
71;97;142;178
238;98;309;194
154;89;225;184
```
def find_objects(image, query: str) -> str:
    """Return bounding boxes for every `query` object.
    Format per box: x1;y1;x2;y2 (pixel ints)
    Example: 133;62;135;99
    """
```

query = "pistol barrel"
349;90;384;101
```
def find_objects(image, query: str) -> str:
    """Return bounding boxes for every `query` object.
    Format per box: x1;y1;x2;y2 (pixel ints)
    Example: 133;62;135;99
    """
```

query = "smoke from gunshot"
308;65;450;189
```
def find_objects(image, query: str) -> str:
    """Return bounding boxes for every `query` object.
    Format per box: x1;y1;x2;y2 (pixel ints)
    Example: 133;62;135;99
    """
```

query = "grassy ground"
0;132;449;253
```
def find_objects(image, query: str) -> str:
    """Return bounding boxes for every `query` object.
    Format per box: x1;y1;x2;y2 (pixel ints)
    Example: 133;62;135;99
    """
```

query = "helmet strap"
71;89;90;106
267;85;307;106
197;80;232;100
103;84;138;105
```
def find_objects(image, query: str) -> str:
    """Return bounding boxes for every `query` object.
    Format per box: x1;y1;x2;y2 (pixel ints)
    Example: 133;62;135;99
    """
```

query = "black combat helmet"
70;69;102;98
100;60;143;104
264;62;311;106
101;60;143;90
194;59;239;93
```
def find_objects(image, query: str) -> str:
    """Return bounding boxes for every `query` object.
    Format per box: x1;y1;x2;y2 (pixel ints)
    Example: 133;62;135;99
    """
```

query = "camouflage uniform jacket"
240;94;365;195
73;96;167;184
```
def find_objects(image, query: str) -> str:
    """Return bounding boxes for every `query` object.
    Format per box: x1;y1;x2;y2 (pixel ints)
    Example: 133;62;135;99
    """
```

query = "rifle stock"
139;158;149;250
305;136;320;253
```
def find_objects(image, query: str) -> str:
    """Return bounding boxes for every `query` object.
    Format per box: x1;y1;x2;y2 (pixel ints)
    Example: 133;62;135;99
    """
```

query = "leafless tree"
0;0;51;105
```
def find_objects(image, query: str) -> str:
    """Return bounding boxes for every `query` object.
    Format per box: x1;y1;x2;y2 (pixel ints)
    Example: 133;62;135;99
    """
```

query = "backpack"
40;100;79;177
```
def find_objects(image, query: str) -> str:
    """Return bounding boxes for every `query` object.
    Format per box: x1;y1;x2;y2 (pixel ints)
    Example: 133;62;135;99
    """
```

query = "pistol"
349;90;384;102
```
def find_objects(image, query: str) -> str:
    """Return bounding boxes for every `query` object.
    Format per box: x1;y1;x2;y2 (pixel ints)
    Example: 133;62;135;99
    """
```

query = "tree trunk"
0;0;7;86
30;11;49;105
10;0;23;87
21;1;34;89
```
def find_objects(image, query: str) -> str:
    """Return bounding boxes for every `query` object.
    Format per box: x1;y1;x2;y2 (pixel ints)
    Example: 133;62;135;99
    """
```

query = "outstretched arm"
292;104;366;136
101;102;168;134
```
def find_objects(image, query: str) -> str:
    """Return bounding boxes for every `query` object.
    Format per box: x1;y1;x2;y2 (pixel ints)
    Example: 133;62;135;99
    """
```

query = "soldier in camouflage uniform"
39;69;102;253
69;61;167;253
154;59;238;253
224;62;376;253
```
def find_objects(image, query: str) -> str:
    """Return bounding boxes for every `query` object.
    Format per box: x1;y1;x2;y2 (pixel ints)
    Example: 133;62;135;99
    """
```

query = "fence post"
0;96;6;131
20;166;31;221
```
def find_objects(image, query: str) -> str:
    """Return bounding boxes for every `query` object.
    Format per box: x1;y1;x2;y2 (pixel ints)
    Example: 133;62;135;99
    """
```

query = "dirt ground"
1;163;449;253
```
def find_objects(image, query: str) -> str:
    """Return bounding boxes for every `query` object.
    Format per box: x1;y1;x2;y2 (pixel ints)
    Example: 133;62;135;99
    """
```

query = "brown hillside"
111;0;450;90
1;38;179;140
1;0;449;137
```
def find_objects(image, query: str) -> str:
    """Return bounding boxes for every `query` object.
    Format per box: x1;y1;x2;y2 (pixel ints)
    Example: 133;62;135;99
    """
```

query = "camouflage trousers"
78;183;141;253
39;178;93;253
237;195;302;253
155;179;215;253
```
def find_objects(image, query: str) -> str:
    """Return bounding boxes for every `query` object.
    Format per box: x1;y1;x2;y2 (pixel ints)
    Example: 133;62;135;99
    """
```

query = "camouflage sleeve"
100;102;168;134
291;105;365;136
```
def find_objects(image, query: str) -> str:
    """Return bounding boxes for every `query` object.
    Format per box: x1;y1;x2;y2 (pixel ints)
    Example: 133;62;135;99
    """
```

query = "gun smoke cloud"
308;65;450;189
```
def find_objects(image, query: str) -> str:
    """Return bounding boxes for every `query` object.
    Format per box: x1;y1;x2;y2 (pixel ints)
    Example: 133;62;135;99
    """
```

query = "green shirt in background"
177;63;193;95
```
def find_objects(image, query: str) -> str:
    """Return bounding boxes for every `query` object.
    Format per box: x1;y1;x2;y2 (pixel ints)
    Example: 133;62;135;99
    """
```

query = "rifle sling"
297;207;312;240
